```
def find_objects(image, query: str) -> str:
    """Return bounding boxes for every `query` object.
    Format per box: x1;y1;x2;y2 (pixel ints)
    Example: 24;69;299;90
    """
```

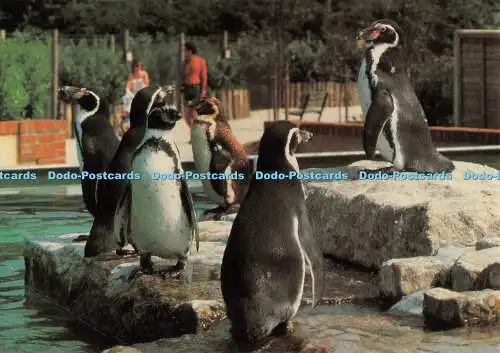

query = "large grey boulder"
305;160;500;269
24;232;228;344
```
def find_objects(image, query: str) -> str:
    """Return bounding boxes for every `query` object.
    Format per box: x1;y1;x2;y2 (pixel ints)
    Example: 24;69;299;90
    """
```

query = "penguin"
58;86;120;217
220;120;325;350
356;19;455;173
191;96;252;218
84;85;173;257
114;95;200;276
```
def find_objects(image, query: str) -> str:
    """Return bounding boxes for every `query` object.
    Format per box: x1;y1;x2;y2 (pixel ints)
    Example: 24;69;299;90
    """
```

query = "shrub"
0;31;51;120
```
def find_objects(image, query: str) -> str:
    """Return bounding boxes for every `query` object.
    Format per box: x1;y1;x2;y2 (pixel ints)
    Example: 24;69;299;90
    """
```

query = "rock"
102;346;142;353
378;256;450;300
24;233;227;344
476;237;500;250
388;289;425;316
198;221;232;242
451;246;500;291
435;244;476;263
305;160;500;268
423;287;500;329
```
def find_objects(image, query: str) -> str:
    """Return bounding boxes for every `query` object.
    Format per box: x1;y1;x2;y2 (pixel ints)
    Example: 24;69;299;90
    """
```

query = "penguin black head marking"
257;121;312;172
58;86;100;112
356;19;402;50
145;88;181;131
193;96;228;126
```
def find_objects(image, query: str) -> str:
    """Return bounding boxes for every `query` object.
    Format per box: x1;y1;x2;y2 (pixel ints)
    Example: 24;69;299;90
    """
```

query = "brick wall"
0;119;66;165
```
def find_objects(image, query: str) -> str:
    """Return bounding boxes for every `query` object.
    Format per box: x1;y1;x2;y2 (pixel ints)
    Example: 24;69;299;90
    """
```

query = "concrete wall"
0;120;67;167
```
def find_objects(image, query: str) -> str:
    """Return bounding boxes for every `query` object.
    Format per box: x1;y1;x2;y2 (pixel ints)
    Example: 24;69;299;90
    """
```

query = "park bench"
288;91;329;122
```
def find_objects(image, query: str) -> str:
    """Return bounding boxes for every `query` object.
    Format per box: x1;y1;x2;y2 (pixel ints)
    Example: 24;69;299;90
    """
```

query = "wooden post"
0;30;5;40
453;30;462;127
222;30;230;58
344;64;349;122
177;33;185;112
284;60;290;120
123;29;132;65
51;29;59;119
109;34;116;53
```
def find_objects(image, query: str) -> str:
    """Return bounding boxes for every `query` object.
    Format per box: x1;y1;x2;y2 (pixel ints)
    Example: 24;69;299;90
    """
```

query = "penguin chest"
191;126;225;204
375;100;405;170
130;150;191;258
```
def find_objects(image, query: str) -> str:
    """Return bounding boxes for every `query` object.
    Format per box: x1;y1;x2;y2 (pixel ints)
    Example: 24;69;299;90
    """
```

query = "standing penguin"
84;85;171;257
191;96;252;218
356;19;454;173
221;120;325;350
58;86;120;217
114;97;200;275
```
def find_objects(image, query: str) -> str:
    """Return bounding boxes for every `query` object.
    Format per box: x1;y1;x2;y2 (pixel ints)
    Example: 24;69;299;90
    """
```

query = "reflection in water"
0;183;215;353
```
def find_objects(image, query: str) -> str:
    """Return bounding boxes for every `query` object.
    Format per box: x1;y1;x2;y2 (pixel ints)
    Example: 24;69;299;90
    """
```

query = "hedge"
0;30;455;125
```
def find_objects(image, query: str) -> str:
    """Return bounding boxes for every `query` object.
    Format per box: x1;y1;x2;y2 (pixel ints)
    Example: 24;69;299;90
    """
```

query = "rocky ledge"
23;221;233;344
379;240;500;329
305;160;500;269
24;219;381;352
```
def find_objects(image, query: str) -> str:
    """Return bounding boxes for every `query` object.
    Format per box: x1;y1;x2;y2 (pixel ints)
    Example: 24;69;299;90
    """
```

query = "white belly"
376;129;395;164
131;150;191;258
290;215;306;317
375;99;405;170
190;126;225;204
357;59;372;118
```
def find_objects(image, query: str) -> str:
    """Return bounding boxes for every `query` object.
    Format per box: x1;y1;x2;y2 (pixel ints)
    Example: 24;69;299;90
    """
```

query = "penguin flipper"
180;177;200;251
174;142;199;251
297;201;325;308
113;182;132;247
363;89;394;159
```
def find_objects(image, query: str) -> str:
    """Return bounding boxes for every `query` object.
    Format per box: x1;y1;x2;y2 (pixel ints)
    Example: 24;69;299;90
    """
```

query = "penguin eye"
381;26;387;32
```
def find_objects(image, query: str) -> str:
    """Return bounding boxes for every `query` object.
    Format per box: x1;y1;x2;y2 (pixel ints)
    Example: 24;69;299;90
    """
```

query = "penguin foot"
115;248;138;256
139;253;154;275
203;205;227;216
72;234;89;242
161;260;186;279
271;321;293;337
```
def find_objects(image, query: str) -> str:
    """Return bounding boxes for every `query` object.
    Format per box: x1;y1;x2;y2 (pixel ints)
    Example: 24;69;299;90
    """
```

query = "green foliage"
0;30;50;120
60;37;128;104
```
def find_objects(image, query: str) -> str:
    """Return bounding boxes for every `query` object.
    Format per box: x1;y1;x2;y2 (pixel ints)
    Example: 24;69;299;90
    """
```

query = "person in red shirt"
182;42;207;128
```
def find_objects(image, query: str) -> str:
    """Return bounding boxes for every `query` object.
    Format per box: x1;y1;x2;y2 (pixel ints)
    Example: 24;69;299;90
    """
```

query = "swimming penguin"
356;19;455;173
114;97;200;276
191;96;252;218
220;120;325;350
58;86;120;217
84;85;172;257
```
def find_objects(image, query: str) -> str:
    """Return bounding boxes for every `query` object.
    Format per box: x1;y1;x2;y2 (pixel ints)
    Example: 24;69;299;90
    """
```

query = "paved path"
64;106;363;166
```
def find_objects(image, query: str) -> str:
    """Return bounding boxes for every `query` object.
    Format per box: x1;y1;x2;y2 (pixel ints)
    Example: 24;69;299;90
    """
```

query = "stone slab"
24;234;227;344
423;287;500;329
451;246;500;291
305;160;500;269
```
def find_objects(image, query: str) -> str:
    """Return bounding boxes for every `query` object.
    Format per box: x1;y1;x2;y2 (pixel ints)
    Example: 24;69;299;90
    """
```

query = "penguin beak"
297;129;313;144
58;86;85;102
356;27;381;48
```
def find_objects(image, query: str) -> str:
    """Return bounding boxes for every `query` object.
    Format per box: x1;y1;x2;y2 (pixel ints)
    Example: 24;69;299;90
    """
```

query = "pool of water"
0;182;215;353
1;154;498;353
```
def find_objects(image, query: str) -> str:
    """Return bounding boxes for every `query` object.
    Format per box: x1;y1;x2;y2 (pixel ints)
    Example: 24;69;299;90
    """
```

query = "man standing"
182;41;207;128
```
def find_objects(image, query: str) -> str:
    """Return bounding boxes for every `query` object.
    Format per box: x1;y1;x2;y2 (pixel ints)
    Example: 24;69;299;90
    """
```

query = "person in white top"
122;59;150;131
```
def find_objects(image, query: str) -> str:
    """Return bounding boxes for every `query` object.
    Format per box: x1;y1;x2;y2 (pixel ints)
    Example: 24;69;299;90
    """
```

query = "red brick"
56;149;66;157
52;141;65;150
20;135;36;143
38;149;56;159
